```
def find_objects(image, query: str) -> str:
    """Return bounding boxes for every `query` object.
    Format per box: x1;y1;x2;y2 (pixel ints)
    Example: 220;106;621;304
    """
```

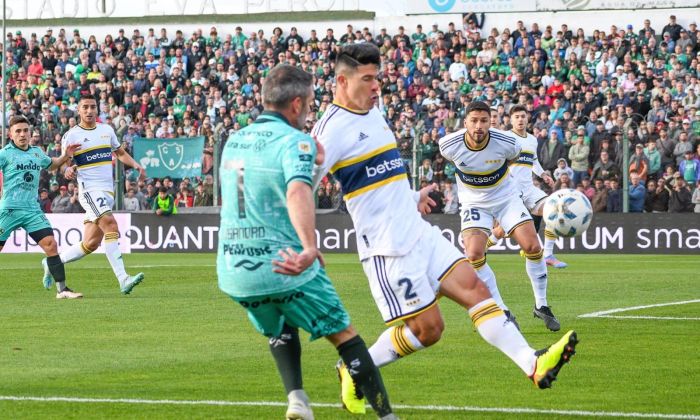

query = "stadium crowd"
3;13;700;213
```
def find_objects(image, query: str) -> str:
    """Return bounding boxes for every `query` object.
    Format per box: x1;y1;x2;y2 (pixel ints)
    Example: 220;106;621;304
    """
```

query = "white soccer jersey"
62;123;120;193
438;127;521;207
509;130;545;188
312;103;427;260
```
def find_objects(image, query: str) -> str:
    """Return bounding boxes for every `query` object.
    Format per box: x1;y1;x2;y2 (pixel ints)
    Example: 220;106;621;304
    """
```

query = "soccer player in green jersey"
217;64;396;420
0;116;82;298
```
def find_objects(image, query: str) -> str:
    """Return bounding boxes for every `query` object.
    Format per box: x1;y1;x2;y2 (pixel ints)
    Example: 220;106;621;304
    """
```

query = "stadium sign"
408;0;537;13
408;0;697;13
1;213;131;254
123;213;700;254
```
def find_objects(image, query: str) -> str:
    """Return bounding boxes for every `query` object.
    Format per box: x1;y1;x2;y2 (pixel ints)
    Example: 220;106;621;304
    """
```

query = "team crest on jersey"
298;141;311;153
158;142;184;170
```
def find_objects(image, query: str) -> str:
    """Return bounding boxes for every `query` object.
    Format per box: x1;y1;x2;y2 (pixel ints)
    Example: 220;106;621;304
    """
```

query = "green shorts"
230;268;351;341
0;209;52;242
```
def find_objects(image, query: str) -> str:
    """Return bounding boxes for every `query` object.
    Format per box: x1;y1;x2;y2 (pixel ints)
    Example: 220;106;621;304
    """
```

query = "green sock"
269;324;303;394
337;335;393;417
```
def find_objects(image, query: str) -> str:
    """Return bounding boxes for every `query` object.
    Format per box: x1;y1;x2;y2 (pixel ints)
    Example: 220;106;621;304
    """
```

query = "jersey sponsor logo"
237;291;306;308
16;162;43;171
74;146;112;167
233;260;264;271
333;147;407;199
365;157;404;178
456;161;509;188
225;226;266;240
222;243;273;257
23;172;35;183
515;152;535;166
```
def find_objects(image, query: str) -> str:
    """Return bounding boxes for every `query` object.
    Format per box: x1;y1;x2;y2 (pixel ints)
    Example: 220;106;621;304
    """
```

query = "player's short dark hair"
158;186;168;193
79;93;97;103
509;104;528;116
9;115;30;128
261;64;313;109
336;43;380;73
465;101;491;116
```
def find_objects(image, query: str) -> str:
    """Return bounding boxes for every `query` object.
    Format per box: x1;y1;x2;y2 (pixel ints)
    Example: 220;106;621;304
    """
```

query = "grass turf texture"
1;253;699;419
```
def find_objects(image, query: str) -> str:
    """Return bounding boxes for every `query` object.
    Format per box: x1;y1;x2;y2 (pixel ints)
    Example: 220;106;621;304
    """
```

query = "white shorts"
519;183;548;212
460;198;532;235
361;225;468;325
79;190;115;223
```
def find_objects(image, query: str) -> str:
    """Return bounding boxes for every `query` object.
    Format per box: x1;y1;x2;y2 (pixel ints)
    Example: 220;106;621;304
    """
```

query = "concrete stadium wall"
9;6;700;40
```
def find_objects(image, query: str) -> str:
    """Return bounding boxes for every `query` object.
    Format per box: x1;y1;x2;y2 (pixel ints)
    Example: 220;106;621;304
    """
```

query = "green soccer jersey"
0;142;52;211
217;111;318;298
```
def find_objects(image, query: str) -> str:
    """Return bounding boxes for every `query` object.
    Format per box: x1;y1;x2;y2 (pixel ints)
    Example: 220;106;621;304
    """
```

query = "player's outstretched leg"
439;261;577;388
469;256;519;329
544;229;568;269
335;334;395;419
95;216;144;294
268;324;314;420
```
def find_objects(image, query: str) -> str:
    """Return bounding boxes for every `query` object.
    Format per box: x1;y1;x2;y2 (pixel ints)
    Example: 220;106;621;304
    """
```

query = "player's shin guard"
368;325;424;368
524;250;548;308
470;257;508;311
337;335;393;417
543;229;557;258
269;323;303;394
469;298;536;375
46;255;67;291
60;241;92;263
104;232;128;284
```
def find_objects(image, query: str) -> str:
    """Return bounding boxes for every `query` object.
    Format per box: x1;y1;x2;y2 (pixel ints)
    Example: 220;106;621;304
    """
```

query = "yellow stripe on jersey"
331;143;397;173
77;161;112;169
331;101;369;115
74;144;112;156
344;173;406;200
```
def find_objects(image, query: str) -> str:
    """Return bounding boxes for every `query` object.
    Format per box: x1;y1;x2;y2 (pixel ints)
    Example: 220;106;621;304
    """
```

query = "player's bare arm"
49;143;80;171
114;146;146;180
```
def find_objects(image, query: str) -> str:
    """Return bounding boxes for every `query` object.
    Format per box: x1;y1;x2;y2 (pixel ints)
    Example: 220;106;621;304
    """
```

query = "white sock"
104;232;128;285
469;298;536;375
524;250;548;308
471;258;508;311
543;229;557;258
368;325;424;368
60;242;91;264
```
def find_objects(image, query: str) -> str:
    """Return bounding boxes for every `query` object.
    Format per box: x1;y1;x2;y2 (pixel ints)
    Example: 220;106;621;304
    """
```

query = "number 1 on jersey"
236;166;246;219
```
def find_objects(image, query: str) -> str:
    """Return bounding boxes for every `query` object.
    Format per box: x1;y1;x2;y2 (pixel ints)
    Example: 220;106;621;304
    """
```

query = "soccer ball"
542;189;593;238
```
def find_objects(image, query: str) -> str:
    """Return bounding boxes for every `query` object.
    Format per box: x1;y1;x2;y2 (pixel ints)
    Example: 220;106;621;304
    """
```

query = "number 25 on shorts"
462;208;481;223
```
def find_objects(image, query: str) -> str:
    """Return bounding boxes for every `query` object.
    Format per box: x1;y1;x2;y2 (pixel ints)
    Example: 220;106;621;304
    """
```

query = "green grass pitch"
1;253;699;419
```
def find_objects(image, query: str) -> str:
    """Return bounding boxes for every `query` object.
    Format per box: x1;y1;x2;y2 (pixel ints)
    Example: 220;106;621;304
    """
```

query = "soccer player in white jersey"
42;94;146;295
313;44;578;412
439;101;561;331
483;105;561;331
487;105;568;270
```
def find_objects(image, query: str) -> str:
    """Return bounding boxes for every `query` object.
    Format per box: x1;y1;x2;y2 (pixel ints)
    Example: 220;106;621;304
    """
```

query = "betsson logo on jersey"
365;157;404;178
85;151;112;162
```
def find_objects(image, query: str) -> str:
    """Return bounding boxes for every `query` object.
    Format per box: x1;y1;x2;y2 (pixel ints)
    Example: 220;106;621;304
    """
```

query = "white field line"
589;315;700;320
1;396;699;419
578;299;700;319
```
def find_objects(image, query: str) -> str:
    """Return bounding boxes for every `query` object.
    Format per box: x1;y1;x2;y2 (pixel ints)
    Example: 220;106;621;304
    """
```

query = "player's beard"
470;130;487;144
